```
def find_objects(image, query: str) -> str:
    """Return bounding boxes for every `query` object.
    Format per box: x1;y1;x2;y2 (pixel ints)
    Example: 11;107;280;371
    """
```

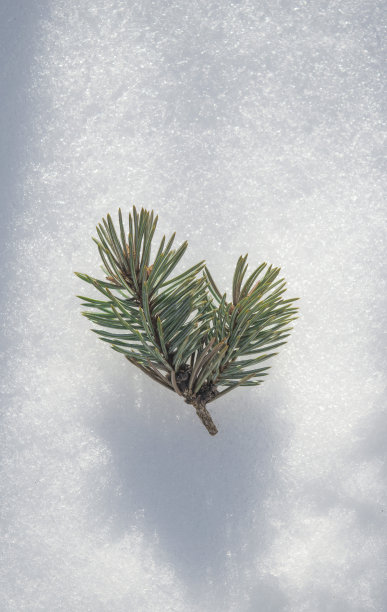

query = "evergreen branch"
75;206;299;436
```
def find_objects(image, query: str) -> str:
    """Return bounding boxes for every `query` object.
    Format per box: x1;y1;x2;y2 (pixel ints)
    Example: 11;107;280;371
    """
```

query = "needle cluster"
75;207;298;435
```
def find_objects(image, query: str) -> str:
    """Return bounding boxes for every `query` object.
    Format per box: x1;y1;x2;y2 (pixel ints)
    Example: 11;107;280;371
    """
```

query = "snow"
1;1;386;610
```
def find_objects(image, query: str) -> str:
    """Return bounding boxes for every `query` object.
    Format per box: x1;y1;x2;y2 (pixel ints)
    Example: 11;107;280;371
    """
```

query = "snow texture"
1;1;386;610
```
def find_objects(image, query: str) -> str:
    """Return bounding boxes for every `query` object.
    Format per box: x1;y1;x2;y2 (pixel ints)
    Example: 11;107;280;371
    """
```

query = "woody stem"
193;399;218;436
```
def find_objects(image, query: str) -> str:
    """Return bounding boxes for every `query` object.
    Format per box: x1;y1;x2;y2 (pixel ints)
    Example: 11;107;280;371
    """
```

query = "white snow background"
1;1;386;610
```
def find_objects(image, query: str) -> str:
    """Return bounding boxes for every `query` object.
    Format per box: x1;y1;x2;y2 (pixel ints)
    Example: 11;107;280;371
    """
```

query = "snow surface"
1;1;386;610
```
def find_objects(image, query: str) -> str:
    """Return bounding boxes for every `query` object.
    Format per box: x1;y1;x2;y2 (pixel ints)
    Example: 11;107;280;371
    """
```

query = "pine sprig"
75;206;298;436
